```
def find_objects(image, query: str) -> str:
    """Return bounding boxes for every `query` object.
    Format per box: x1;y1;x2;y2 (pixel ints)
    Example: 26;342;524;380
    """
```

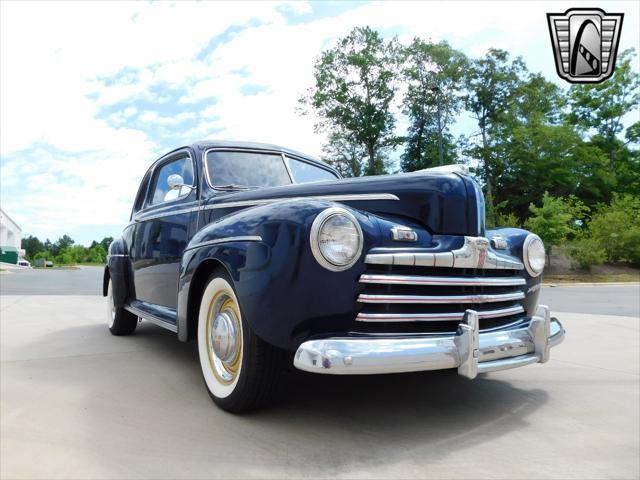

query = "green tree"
99;236;114;253
87;244;107;263
402;129;458;172
400;39;467;171
568;49;640;179
22;235;44;259
524;192;587;261
321;130;365;177
300;26;400;175
51;235;74;257
463;49;526;223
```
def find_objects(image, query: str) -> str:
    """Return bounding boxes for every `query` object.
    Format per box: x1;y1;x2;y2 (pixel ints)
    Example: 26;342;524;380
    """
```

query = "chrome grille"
355;245;528;335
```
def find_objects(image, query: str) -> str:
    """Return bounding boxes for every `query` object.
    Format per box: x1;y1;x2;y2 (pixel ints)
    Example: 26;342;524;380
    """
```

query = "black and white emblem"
547;8;623;84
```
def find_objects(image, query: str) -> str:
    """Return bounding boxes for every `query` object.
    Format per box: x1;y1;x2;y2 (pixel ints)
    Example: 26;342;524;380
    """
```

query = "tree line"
299;26;639;268
22;235;112;265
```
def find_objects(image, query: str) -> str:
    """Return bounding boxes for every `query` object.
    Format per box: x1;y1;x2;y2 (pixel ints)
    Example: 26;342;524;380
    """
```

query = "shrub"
524;192;587;255
566;237;607;269
588;195;640;264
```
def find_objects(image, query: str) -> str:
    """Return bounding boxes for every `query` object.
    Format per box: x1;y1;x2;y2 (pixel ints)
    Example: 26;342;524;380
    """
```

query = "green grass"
544;273;640;283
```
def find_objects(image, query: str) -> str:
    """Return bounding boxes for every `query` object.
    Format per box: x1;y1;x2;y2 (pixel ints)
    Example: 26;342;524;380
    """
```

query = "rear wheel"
198;272;285;413
106;278;137;336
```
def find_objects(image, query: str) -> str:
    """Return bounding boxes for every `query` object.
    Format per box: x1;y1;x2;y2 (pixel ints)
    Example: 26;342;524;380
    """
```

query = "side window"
286;157;339;183
147;155;195;206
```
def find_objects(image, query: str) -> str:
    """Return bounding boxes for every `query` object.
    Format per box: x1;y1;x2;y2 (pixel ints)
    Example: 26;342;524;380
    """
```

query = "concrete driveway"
1;268;638;479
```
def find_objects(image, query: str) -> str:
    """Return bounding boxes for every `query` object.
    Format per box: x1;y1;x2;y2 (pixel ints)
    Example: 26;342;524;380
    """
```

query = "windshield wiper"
213;184;252;191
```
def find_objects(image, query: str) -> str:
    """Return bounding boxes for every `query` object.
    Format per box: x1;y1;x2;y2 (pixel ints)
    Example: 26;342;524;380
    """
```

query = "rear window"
206;151;292;188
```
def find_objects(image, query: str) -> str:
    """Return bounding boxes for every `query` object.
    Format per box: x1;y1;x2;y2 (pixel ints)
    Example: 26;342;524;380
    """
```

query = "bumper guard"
293;305;564;378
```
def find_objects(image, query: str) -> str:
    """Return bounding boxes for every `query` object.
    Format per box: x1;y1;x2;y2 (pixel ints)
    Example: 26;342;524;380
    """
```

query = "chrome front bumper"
293;305;564;378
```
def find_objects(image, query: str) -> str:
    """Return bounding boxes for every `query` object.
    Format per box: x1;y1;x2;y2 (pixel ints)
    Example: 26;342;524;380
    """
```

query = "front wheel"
106;278;137;336
198;272;285;413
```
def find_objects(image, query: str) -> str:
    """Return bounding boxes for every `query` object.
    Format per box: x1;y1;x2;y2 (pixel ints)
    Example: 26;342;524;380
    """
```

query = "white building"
0;208;23;253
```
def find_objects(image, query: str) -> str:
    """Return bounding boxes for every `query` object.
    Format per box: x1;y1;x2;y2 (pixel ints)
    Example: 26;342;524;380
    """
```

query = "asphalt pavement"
0;268;638;479
0;266;103;295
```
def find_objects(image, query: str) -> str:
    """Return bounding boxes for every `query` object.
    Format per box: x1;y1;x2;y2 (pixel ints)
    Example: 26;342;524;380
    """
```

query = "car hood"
206;171;484;236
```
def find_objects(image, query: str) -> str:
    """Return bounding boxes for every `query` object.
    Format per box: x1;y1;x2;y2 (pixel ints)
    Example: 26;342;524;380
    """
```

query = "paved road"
0;266;103;295
2;266;638;317
1;269;639;479
542;284;639;318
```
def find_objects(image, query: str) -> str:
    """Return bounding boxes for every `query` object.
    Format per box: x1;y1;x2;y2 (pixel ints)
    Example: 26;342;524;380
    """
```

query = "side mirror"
167;174;187;190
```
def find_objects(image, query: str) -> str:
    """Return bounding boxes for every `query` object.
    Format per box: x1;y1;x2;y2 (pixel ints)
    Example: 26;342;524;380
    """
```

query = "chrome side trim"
107;254;129;258
357;291;525;304
418;164;469;175
359;273;526;287
134;204;198;222
355;305;524;322
203;193;400;210
365;236;524;270
293;305;564;375
184;236;263;252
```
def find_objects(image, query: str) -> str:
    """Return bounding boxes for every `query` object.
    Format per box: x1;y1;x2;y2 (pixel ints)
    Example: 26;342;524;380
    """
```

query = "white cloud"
1;0;638;244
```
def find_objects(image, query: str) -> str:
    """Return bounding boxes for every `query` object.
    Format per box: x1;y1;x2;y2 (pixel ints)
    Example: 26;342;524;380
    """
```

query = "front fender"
177;199;380;348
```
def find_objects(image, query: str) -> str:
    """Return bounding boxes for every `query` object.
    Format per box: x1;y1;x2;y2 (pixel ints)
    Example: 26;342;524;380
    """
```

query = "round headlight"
310;207;363;271
523;234;545;277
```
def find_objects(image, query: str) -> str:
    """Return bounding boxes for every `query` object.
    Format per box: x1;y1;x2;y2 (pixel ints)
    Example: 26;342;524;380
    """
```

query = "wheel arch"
183;258;232;342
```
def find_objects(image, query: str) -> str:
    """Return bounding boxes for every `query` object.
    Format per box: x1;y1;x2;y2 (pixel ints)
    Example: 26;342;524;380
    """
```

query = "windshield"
206;150;338;189
207;151;292;189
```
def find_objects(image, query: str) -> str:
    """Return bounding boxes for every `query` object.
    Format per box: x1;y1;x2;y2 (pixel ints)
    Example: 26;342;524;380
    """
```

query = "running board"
124;302;178;333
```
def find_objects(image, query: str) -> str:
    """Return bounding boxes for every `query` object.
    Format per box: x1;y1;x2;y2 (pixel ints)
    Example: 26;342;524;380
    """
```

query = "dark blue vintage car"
104;141;565;412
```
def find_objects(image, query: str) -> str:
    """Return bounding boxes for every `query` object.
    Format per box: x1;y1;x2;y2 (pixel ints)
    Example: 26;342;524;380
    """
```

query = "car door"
130;150;198;310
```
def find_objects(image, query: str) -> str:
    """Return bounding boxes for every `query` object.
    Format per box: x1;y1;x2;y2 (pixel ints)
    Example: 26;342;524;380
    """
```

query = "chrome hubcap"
207;292;242;384
212;310;238;362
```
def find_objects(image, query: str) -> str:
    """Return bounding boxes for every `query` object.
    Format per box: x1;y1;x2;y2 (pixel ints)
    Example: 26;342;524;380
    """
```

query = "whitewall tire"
197;271;286;413
106;278;137;336
198;276;244;399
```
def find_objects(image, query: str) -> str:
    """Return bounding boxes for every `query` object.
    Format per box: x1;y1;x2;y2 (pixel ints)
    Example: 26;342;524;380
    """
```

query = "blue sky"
1;0;638;246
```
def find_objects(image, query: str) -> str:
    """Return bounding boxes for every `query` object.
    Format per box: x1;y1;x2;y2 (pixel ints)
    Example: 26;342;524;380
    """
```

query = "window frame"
142;149;197;211
130;169;153;219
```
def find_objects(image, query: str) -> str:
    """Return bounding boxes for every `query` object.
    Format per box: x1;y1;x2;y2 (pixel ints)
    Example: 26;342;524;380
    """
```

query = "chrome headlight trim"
523;234;545;277
310;207;364;272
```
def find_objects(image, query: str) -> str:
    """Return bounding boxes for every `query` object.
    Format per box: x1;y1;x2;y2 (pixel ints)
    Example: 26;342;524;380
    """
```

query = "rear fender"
105;238;131;309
